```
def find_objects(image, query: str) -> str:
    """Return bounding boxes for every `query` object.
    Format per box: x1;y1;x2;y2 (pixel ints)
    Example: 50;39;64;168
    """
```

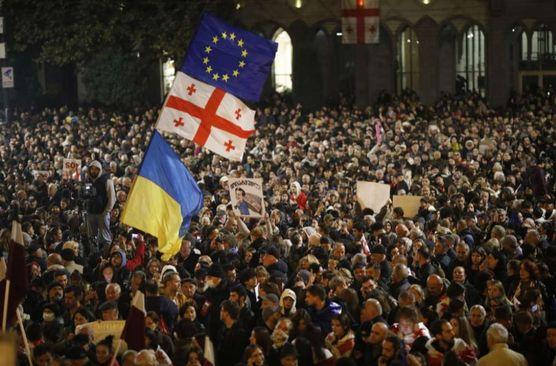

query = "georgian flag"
156;72;256;162
341;0;380;44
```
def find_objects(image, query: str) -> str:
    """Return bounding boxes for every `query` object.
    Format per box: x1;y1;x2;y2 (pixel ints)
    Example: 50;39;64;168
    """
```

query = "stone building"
199;0;556;109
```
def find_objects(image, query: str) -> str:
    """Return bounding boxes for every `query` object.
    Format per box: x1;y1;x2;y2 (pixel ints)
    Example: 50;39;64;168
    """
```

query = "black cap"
447;282;465;298
66;346;88;360
207;264;223;278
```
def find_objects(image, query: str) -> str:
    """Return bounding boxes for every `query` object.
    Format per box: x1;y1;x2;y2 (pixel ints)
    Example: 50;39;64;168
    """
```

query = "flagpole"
110;339;122;366
2;279;10;332
16;309;33;366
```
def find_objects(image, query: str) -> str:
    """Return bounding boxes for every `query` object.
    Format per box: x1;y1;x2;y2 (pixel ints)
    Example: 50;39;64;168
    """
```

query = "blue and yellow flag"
121;131;203;260
181;12;277;102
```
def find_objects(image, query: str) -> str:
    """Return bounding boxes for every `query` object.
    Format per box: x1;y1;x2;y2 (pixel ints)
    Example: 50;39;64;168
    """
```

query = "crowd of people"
0;88;554;366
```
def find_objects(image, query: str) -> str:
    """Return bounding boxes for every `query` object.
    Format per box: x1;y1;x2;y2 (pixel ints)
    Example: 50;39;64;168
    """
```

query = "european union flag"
181;13;277;102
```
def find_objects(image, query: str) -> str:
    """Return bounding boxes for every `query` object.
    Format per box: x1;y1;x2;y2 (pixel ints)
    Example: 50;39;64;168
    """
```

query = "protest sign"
228;178;264;217
392;195;423;218
62;158;82;181
76;320;126;344
356;181;390;213
32;170;51;180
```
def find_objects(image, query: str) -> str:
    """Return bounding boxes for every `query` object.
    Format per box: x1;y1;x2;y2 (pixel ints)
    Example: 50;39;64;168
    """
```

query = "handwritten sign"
63;158;82;181
76;320;125;344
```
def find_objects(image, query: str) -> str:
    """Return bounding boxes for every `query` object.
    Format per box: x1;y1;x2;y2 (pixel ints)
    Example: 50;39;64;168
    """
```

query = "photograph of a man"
234;188;251;216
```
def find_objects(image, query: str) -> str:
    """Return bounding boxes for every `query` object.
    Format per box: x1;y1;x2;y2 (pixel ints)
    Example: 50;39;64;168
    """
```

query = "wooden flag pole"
110;339;122;366
16;308;33;366
2;279;11;332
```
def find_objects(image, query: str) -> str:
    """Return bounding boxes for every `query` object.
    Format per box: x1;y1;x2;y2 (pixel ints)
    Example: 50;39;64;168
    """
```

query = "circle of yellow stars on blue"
202;31;248;82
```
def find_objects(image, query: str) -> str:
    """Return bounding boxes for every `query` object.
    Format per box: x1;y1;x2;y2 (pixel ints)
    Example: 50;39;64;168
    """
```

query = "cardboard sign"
76;320;126;344
0;334;16;366
228;178;264;217
62;158;82;181
356;181;390;213
392;195;423;218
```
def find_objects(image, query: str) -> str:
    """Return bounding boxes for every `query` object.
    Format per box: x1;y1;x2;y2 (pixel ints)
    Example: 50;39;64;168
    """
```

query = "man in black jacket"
216;300;249;366
261;245;288;277
145;280;178;333
205;264;230;341
85;160;116;249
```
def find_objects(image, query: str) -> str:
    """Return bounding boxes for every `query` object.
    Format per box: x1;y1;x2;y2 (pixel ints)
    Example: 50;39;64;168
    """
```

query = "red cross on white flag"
341;0;380;44
156;72;256;161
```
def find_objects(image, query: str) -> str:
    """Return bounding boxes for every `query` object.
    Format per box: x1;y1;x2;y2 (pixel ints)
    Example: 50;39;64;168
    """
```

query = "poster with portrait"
228;178;264;218
62;158;82;181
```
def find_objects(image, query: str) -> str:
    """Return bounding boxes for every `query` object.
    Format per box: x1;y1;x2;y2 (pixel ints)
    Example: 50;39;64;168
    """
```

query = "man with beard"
85;160;115;249
426;319;477;366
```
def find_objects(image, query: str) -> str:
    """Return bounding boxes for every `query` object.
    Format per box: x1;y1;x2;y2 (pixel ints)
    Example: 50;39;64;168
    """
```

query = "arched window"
456;25;485;94
531;24;554;61
397;28;420;92
162;58;175;95
521;32;528;61
272;28;293;93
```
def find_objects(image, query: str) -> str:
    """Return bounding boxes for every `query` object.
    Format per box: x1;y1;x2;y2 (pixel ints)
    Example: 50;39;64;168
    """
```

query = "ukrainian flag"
121;131;203;260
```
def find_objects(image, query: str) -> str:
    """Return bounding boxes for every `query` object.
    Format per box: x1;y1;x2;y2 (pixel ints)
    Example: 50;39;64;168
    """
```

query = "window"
397;28;420;92
456;25;485;94
162;58;176;95
272;28;293;93
521;32;528;61
531;24;554;61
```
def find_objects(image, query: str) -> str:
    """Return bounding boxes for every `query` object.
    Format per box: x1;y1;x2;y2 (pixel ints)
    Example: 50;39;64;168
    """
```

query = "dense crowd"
0;88;555;366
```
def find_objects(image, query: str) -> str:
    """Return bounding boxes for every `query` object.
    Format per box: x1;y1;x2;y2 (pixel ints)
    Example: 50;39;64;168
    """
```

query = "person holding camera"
86;160;116;249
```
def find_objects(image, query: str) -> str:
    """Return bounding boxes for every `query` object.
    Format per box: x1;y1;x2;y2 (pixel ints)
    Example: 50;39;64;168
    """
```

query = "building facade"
223;0;556;109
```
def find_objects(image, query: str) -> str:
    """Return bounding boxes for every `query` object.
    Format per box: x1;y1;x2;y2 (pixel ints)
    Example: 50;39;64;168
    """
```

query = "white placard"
62;158;82;181
356;181;391;213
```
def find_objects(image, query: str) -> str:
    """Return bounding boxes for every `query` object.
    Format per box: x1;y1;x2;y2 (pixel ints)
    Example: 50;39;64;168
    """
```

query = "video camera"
78;183;97;201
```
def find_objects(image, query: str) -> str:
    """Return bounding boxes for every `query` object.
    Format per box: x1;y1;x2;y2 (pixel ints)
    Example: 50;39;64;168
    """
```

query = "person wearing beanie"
205;264;231;341
85;160;116;250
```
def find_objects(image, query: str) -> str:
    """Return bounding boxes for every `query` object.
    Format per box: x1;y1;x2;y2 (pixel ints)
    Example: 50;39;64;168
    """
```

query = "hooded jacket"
280;288;297;316
308;300;342;335
88;161;116;214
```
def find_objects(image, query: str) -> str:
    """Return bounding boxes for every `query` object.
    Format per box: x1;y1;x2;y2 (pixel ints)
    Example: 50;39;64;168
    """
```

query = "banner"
62;158;82;181
32;170;51;180
392;195;423;218
356;181;390;213
76;320;126;344
228;178;264;217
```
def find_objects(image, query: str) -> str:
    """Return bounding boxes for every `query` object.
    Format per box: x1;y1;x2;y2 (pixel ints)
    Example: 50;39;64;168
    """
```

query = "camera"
78;183;97;200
